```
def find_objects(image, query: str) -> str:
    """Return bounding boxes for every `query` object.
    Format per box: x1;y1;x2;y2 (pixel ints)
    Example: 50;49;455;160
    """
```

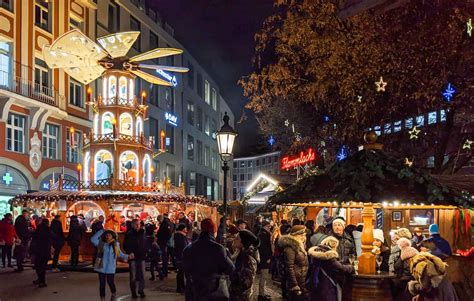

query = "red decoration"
281;148;316;170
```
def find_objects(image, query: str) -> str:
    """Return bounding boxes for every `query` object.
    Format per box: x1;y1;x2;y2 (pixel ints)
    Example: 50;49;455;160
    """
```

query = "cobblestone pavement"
0;266;283;301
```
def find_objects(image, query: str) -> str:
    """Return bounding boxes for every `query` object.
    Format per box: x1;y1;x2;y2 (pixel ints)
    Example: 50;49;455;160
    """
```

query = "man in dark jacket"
174;223;189;293
67;215;84;267
257;221;272;301
156;214;172;277
423;224;452;259
50;215;65;270
14;210;31;272
31;218;52;288
124;219;147;298
183;218;235;301
178;212;192;232
330;217;356;264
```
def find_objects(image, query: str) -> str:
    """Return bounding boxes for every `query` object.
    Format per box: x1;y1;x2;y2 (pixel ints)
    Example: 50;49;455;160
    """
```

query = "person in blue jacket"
91;229;132;301
420;224;452;260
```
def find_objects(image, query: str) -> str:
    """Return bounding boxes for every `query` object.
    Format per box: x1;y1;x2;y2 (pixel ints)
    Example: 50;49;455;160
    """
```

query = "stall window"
410;209;434;228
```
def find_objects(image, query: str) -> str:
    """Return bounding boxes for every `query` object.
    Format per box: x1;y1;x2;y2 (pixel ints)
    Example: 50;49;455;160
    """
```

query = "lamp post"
216;112;238;244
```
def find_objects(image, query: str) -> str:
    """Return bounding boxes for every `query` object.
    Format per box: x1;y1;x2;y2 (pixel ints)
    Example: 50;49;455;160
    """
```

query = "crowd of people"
0;210;460;301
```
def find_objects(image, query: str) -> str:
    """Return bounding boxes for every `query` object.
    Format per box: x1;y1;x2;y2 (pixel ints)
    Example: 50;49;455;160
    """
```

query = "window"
166;164;175;185
211;88;217;111
34;58;51;94
416;115;425;127
256;159;260;166
42;123;59;159
130;16;141;51
204;80;211;104
187;135;194;161
394;120;402;132
187;102;195;125
211;119;217;139
6;114;26;153
428;111;437;125
405;118;413;129
150;32;159;49
206;177;212;199
0;0;13;11
149;117;159;149
189;172;196;195
240;174;245;181
274;156;279;163
187;63;194;89
233;162;237;168
248;174;252;181
165;87;174;112
197;107;203;131
248;161;253;168
384;123;391;134
197;72;203;97
440;109;446;122
211;150;217;171
165;124;174;154
149;83;159;106
374;125;381;136
233;174;237;181
66;127;82;163
204;115;210;136
69;80;84;108
35;0;50;31
204;146;210;167
0;41;12;87
70;18;83;31
108;2;120;32
240;161;245;168
197;140;203;165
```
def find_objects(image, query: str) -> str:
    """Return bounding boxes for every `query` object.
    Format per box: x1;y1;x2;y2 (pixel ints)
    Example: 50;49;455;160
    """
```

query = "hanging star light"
404;158;413;167
284;119;290;127
268;135;276;146
375;77;387;92
467;18;472;37
336;145;348;161
295;133;302;142
442;83;456;102
463;139;473;150
409;126;421;140
323;115;331;123
357;95;363;103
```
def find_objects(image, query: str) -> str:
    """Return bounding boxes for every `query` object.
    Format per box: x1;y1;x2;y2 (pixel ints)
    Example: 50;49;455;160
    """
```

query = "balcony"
0;69;61;107
84;133;153;150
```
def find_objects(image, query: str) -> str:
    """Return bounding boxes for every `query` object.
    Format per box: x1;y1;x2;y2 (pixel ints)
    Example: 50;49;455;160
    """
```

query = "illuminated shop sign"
165;112;178;127
281;148;316;170
157;70;178;87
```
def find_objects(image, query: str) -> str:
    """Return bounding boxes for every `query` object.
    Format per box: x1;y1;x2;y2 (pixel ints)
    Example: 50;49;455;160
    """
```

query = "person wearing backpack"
91;229;131;301
308;236;354;301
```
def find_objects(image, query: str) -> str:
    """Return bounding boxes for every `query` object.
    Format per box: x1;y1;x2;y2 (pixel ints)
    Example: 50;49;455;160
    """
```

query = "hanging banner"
281;148;316;170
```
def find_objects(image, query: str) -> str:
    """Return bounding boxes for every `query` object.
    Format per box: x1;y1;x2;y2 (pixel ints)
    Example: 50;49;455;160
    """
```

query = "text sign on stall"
281;148;316;170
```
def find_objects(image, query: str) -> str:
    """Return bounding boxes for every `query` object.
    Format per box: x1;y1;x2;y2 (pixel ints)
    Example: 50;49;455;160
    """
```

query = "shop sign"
165;112;178;127
156;70;178;87
281;148;316;170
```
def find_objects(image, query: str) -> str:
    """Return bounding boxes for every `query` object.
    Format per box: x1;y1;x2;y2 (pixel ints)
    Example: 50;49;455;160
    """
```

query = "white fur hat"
373;229;384;243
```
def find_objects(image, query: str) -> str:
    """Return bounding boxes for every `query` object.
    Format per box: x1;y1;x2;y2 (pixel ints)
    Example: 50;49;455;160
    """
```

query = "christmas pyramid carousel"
12;30;217;232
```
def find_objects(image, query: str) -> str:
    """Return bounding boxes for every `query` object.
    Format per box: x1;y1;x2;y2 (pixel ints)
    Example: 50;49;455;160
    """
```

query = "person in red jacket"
0;213;18;268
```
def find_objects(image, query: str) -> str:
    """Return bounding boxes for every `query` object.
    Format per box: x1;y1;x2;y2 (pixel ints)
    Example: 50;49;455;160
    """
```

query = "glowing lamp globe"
216;112;237;162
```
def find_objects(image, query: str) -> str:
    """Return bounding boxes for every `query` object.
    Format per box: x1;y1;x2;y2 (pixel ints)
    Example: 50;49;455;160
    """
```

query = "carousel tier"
84;134;153;150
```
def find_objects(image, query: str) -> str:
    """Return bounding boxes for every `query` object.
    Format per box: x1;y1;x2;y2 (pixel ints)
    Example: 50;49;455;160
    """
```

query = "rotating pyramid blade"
129;48;183;62
64;65;106;85
138;64;189;73
130;69;173;86
97;31;140;58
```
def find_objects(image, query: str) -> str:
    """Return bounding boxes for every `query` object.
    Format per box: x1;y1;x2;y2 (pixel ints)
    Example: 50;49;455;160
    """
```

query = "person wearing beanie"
229;230;260;301
257;221;273;301
330;216;356;264
422;224;452;259
173;223;189;293
183;218;234;300
307;236;354;301
371;229;390;272
235;219;248;231
389;227;413;273
390;237;418;301
278;225;309;300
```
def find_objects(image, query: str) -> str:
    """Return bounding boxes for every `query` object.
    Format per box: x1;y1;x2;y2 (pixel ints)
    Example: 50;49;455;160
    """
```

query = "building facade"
232;151;281;200
0;0;231;220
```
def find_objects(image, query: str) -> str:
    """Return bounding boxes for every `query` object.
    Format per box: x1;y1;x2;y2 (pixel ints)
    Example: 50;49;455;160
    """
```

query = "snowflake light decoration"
375;77;387;92
336;145;348;161
404;158;413;167
467;18;472;37
323;115;331;123
357;95;363;103
409;126;421;140
268;135;276;146
442;83;456;103
284;119;290;127
463;139;473;150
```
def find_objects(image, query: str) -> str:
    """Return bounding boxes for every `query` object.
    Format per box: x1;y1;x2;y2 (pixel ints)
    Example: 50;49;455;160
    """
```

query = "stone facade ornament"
29;132;42;172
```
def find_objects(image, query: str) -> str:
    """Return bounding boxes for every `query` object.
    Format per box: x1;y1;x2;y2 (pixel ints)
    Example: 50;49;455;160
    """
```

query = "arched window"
94;150;113;181
84;151;90;182
102;112;115;135
108;76;117;101
142;154;151;184
129;79;135;104
119;151;139;184
136;117;143;137
119;76;127;100
119;113;133;136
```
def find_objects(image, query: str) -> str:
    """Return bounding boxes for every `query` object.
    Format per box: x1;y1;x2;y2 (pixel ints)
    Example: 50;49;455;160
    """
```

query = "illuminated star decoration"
409;126;421;140
404;158;413;167
442;83;456;103
336;145;348;161
284;119;290;127
375;76;387;92
463;139;473;150
323;115;331;123
357;95;363;103
295;133;302;142
467;18;472;37
268;135;276;146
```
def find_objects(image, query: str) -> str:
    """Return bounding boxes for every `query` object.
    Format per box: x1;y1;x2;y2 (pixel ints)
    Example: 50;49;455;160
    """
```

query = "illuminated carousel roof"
11;190;217;207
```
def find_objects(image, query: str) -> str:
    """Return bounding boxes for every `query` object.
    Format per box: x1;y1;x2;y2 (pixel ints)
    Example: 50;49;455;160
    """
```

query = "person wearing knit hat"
330;216;356;264
200;218;217;234
422;224;452;259
372;229;390;272
397;237;419;261
388;227;413;273
290;225;307;237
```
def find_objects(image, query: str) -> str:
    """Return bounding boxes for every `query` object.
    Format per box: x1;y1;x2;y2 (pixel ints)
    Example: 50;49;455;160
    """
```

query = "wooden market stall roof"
268;149;473;208
11;190;218;207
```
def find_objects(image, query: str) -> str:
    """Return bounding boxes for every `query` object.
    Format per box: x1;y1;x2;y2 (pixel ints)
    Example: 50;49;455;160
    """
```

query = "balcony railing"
97;95;140;108
84;133;153;149
0;69;62;107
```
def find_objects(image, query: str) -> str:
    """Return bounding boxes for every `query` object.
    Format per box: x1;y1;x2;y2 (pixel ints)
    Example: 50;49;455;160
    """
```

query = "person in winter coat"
389;227;412;273
421;224;452;259
230;230;260;301
391;238;416;301
257;221;272;301
148;238;164;281
156;214;172;277
50;215;65;270
372;229;389;272
279;225;309;301
31;218;51;288
412;227;424;250
183;218;235;301
277;222;293;299
397;237;458;301
330;217;356;264
92;229;130;301
174;223;190;293
14;210;31;272
308;236;354;301
0;213;17;268
123;219;147;298
178;212;192;232
67;215;84;267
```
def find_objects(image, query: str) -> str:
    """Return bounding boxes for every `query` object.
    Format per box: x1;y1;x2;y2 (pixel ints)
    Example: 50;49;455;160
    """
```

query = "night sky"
147;0;275;156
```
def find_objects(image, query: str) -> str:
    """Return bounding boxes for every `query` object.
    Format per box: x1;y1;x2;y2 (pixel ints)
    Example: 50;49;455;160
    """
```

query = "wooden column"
359;203;375;274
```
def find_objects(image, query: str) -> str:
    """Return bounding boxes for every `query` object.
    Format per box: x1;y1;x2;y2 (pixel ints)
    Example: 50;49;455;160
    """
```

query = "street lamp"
216;112;238;243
